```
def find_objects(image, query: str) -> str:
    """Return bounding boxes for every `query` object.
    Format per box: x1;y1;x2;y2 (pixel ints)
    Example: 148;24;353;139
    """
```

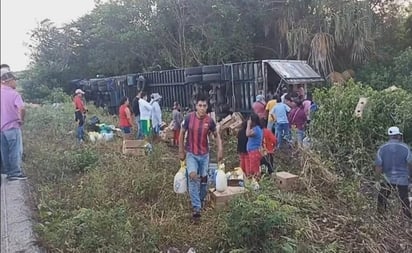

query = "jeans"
135;115;143;139
275;123;290;148
0;128;24;177
261;153;274;175
377;182;411;219
75;111;85;142
296;129;305;145
121;127;131;134
267;121;274;133
186;152;209;213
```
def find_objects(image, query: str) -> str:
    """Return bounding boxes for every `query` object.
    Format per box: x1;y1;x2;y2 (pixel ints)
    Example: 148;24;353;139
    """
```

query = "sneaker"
191;211;201;224
7;174;27;181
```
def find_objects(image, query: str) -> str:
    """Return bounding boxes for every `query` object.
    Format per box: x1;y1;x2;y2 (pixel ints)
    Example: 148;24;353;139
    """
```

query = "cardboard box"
228;179;244;187
122;140;146;156
354;97;368;118
209;187;247;209
275;171;299;191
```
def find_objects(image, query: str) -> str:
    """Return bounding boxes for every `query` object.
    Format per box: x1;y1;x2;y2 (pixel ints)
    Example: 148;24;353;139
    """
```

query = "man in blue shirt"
271;95;291;149
375;126;412;219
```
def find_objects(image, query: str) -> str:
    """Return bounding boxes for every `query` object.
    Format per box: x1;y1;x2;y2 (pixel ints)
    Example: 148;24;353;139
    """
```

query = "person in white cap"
73;89;87;143
150;93;162;138
375;126;412;219
1;64;27;180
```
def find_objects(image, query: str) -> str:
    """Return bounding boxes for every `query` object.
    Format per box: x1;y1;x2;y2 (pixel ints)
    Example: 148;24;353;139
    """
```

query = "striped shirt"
183;113;216;155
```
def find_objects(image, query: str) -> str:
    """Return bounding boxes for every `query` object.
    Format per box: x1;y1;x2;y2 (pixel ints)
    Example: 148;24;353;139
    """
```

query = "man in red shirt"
179;94;223;222
73;89;87;143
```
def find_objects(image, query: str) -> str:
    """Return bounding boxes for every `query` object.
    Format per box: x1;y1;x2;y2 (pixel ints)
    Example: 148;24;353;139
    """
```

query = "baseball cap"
75;89;85;95
151;93;162;101
0;66;17;82
387;126;402;136
256;94;265;102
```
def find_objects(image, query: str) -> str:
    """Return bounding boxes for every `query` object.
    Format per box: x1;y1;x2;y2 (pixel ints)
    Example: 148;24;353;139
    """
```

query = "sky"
1;0;96;71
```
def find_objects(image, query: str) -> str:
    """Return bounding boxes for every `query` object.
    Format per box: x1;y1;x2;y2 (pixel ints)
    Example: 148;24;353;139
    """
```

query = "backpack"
310;102;318;112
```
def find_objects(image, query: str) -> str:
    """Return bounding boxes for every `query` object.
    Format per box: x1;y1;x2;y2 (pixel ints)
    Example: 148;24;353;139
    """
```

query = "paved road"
1;175;43;253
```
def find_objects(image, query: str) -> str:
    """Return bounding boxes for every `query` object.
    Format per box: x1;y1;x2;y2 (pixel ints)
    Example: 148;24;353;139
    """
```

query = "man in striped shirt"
179;94;223;222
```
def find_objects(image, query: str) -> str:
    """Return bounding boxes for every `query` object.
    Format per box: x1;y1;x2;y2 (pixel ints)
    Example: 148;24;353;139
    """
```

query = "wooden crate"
219;115;234;131
209;187;247;209
275;171;299;191
122;140;146;156
123;133;135;140
229;119;243;130
220;114;232;125
231;112;244;122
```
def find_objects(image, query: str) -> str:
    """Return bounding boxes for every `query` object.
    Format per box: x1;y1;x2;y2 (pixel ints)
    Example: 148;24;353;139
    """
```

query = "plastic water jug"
102;132;113;141
215;163;228;192
251;178;260;191
173;161;187;194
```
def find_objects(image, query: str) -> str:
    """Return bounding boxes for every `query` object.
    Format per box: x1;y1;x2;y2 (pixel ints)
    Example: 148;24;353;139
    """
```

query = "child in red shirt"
261;122;277;175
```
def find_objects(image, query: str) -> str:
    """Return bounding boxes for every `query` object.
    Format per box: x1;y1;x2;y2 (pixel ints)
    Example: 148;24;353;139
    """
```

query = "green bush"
357;47;412;92
38;207;142;252
64;148;99;173
310;80;412;176
221;194;298;253
46;88;72;103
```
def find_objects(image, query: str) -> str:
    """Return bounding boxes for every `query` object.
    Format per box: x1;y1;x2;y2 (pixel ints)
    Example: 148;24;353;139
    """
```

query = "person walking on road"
375;126;412;219
0;65;27;180
179;94;223;223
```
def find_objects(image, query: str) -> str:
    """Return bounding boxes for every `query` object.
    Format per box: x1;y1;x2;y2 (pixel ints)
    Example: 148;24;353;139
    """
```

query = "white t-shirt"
281;93;288;103
150;101;162;126
139;99;152;120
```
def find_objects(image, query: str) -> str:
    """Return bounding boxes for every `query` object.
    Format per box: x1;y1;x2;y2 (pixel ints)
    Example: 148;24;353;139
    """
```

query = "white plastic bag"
216;163;228;192
173;160;187;194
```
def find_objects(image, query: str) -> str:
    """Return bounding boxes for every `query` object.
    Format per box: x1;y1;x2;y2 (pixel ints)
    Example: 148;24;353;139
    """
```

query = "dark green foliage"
358;48;412;92
221;194;298;253
310;80;412;176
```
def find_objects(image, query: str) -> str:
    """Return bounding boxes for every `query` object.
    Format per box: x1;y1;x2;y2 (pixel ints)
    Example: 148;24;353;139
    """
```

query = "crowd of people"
234;86;317;179
2;63;408;224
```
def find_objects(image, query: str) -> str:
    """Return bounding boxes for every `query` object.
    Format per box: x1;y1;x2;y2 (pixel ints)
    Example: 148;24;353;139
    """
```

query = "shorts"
140;120;151;137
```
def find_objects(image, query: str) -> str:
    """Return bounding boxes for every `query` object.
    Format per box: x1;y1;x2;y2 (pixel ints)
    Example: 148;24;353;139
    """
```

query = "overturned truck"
77;60;324;117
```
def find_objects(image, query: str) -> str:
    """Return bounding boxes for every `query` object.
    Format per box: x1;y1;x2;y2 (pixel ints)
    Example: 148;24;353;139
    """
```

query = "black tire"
185;75;202;83
202;73;222;82
185;67;202;76
202;65;222;74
